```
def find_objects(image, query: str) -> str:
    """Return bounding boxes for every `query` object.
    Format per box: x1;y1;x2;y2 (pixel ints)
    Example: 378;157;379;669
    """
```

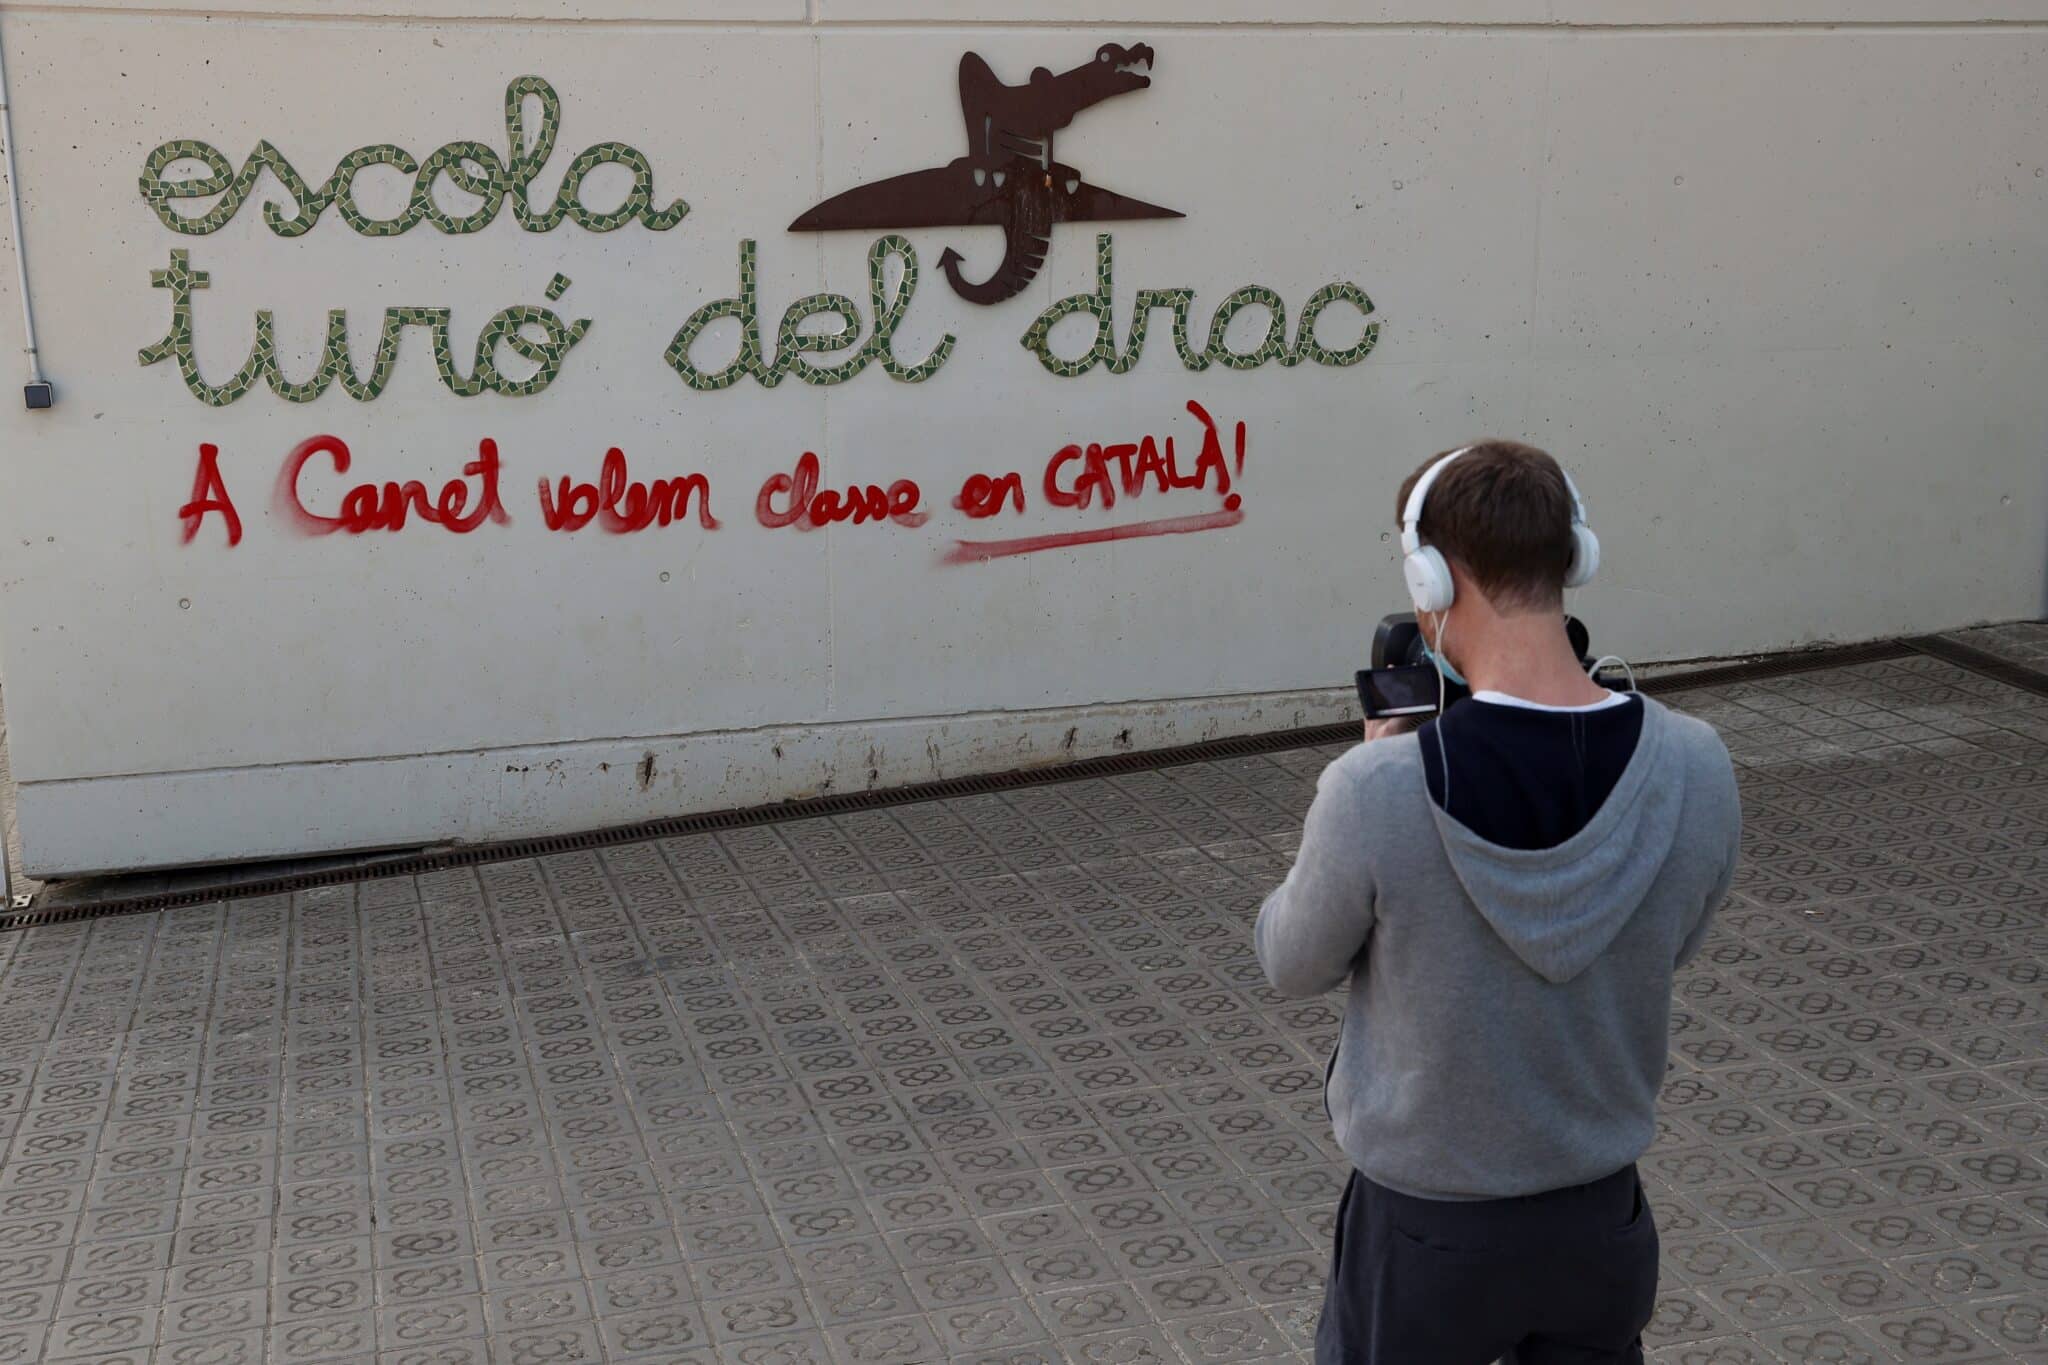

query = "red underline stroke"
943;507;1245;564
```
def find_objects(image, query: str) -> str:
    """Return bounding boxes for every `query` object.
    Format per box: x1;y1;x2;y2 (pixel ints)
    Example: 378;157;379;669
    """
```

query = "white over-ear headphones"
1399;444;1600;613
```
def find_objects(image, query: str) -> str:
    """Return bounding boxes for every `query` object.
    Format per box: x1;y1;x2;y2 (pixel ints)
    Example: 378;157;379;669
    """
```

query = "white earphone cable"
1589;653;1638;693
1429;609;1452;819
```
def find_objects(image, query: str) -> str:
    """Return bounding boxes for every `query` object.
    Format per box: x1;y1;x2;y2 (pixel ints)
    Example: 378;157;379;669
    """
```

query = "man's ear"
1440;556;1476;607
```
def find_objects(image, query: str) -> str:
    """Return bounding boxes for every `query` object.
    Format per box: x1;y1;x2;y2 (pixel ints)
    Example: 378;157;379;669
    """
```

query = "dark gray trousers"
1316;1164;1658;1365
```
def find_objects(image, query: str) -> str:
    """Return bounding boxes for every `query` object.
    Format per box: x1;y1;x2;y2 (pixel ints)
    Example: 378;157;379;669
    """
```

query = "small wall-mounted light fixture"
23;380;51;410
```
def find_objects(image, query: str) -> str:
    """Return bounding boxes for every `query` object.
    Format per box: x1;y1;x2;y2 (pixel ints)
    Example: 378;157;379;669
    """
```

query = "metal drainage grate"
1636;638;1917;692
1904;634;2048;700
0;633;2021;932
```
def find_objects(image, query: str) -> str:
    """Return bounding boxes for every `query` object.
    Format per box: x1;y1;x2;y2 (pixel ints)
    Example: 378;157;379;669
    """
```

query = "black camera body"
1357;612;1613;720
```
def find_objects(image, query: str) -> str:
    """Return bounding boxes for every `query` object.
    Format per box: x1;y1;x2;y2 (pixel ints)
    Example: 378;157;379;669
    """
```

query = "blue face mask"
1422;637;1468;689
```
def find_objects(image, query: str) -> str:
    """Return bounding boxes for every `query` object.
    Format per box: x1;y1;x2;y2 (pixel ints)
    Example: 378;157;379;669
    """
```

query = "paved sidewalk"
0;645;2044;1365
1952;622;2048;675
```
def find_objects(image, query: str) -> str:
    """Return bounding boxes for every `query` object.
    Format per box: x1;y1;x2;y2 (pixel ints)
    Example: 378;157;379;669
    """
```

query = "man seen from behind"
1257;440;1741;1365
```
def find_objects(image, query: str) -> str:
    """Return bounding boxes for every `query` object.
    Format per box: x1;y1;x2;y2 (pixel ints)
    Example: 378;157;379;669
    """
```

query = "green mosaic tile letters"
775;294;868;386
1294;282;1381;367
1024;235;1380;377
138;250;591;405
868;234;955;384
333;145;423;236
412;141;507;235
138;78;687;238
1114;288;1208;375
1204;286;1290;371
664;240;767;392
665;235;954;391
1019;233;1118;379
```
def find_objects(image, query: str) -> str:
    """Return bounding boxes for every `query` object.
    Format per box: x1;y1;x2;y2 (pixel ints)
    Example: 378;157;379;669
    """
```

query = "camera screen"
1356;665;1443;719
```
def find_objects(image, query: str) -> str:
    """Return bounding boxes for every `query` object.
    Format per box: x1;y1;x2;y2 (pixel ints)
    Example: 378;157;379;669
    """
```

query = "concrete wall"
0;2;2044;876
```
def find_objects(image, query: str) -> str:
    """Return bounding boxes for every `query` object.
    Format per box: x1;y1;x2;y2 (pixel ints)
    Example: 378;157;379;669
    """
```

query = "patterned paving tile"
0;654;2046;1363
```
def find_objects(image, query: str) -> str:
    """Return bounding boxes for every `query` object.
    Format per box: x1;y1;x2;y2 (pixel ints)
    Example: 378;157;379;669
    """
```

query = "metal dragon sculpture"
789;43;1180;305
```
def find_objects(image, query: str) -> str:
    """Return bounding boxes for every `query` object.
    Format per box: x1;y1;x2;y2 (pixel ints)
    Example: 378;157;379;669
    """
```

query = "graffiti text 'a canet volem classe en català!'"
175;399;1250;565
136;73;1379;406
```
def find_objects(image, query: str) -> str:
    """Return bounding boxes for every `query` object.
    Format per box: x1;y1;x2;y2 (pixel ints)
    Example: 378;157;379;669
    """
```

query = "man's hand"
1364;715;1422;743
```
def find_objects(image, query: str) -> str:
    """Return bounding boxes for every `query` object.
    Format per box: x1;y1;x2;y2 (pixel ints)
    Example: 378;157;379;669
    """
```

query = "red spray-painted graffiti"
179;443;244;546
278;434;511;535
756;451;927;530
174;400;1239;557
174;438;724;543
1044;399;1243;511
943;399;1246;562
954;470;1026;520
541;447;719;532
943;507;1244;563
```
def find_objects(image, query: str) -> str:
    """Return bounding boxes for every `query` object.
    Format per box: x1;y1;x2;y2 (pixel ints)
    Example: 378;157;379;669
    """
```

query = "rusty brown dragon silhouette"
790;43;1180;305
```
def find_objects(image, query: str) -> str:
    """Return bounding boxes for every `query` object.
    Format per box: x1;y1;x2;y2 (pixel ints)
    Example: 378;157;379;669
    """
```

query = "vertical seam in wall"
812;19;835;725
1523;31;1556;433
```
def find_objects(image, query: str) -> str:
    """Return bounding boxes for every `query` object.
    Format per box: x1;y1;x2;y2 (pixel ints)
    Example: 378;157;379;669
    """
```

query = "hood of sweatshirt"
1426;699;1684;984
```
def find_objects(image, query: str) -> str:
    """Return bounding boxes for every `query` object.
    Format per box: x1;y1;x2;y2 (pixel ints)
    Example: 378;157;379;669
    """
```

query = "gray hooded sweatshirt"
1256;697;1740;1201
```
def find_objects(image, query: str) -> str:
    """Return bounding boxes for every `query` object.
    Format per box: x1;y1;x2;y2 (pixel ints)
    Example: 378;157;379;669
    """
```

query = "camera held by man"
1359;610;1619;721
